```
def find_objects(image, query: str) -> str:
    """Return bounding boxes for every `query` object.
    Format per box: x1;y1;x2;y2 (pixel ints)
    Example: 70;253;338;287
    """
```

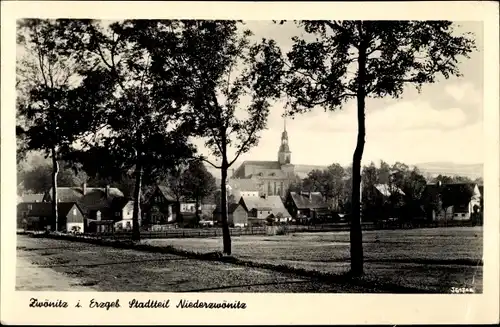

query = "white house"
227;178;261;202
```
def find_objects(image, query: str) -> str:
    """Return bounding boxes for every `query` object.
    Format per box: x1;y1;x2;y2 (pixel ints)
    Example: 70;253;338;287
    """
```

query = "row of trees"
17;19;476;276
287;160;482;221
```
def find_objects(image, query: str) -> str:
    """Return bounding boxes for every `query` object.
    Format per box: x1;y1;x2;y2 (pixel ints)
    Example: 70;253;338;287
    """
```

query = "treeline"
17;153;217;207
287;160;483;221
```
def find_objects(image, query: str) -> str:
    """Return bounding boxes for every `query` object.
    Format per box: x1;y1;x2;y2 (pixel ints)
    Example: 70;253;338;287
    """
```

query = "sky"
193;21;484;168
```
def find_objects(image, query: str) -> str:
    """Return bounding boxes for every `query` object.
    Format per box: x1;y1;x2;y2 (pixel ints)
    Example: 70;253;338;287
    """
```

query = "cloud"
302;100;469;133
445;82;482;104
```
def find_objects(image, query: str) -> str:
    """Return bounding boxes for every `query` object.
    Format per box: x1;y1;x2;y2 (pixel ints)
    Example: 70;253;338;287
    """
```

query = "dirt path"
16;255;96;291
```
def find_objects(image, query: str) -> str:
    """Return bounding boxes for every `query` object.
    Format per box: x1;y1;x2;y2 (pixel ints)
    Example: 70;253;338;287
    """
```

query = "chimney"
82;182;87;195
309;192;312;200
437;181;442;187
105;185;110;198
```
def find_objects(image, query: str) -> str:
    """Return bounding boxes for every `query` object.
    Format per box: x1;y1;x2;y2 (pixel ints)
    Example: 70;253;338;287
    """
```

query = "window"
27;204;32;210
73;208;77;215
115;212;120;217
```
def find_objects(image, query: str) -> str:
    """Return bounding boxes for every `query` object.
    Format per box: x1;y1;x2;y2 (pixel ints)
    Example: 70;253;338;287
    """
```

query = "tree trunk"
350;23;367;277
51;147;59;232
195;196;201;225
220;163;231;255
132;162;143;241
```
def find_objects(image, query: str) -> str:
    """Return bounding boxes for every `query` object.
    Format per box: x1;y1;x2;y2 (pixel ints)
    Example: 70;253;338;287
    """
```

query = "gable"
289;192;328;209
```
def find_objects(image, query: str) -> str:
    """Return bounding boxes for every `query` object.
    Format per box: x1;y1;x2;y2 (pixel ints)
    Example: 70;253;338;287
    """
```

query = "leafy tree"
474;177;484;185
19;161;87;194
16;19;110;230
432;174;454;184
286;180;303;194
181;160;217;224
279;20;476;276
64;20;197;240
302;164;345;210
150;21;283;255
450;175;474;184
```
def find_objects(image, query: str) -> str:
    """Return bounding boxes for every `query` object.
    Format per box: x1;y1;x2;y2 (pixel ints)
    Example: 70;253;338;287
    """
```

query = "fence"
23;219;479;241
90;222;376;240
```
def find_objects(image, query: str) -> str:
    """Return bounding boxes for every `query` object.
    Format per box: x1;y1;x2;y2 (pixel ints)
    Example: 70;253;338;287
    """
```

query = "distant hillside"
204;161;483;181
414;162;483;179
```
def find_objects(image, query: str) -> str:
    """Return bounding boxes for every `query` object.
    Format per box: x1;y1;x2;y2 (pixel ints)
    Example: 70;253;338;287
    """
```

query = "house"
239;194;292;225
362;183;406;220
142;184;203;227
141;185;177;225
18;193;44;204
286;191;330;222
373;184;405;198
226;178;261;202
17;202;85;232
43;183;125;220
213;203;249;227
111;198;136;231
422;182;481;221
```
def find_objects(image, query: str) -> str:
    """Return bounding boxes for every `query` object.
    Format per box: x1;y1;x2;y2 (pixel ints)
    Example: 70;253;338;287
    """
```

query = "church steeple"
278;117;291;165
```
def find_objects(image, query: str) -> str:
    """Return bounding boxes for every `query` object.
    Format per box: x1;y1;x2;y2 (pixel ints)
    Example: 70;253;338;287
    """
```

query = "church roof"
228;178;261;192
248;169;288;179
239;160;283;170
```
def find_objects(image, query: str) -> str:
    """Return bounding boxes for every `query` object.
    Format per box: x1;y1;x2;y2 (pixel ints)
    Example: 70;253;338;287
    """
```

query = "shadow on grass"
301;257;483;266
21;257;191;269
18;246;91;252
180;280;311;292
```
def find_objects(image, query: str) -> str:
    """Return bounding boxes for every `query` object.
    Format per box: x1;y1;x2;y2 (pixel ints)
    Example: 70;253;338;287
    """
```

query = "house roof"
374;184;405;197
111;198;133;211
19;193;44;203
18;202;82;218
289;192;328;210
157;185;177;201
213;202;245;214
254;207;273;211
240;195;291;218
423;183;477;207
45;186;125;214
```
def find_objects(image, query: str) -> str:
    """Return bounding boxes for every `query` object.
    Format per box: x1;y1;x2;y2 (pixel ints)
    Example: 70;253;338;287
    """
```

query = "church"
231;121;301;197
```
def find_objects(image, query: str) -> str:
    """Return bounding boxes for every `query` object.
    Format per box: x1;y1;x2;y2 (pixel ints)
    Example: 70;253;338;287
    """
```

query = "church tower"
278;119;292;165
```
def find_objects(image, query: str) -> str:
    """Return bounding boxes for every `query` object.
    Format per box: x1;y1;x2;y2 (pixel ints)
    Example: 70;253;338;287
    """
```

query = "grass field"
142;227;483;293
16;235;374;292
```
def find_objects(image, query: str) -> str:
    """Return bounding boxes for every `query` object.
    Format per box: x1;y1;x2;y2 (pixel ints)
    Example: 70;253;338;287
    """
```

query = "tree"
361;162;380;221
280;20;476;276
151;21;283;255
302;164;345;210
19;161;87;194
181;160;217;224
16;19;110;231
432;174;454;184
65;20;198;241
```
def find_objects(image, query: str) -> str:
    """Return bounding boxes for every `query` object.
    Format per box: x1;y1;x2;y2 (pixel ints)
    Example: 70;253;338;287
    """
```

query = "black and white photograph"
2;1;499;325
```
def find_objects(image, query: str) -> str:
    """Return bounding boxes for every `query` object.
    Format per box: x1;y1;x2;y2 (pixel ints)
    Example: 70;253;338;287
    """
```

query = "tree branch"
228;121;259;167
200;157;221;169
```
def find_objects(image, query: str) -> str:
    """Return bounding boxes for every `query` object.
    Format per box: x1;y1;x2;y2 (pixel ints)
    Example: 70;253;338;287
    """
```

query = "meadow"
142;227;483;292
